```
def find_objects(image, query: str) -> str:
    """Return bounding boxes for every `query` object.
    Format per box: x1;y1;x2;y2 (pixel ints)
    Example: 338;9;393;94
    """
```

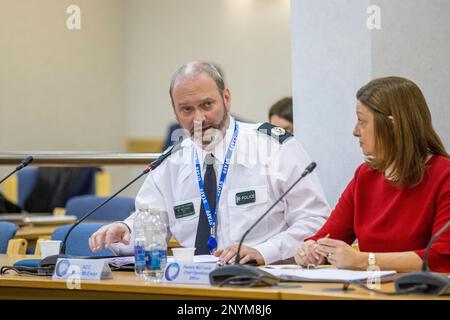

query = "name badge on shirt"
174;202;196;219
235;190;256;205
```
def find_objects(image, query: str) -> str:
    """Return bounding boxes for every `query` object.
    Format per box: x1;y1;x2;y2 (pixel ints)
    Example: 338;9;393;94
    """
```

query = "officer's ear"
223;87;231;113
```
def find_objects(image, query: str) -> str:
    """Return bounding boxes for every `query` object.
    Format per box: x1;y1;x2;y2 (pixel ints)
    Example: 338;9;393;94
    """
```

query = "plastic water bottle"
133;205;148;279
144;208;167;282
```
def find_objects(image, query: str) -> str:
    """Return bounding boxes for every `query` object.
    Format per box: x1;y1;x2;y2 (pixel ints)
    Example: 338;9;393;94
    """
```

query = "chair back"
65;195;135;221
17;167;39;208
0;221;18;253
51;223;113;257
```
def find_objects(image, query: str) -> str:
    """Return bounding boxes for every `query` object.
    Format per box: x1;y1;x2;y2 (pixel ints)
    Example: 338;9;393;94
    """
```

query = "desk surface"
0;255;448;300
1;213;76;226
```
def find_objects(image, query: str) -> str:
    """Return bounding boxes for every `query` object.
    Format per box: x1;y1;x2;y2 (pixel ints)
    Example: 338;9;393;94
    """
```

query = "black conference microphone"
394;219;450;295
0;156;34;185
36;144;183;272
209;162;318;287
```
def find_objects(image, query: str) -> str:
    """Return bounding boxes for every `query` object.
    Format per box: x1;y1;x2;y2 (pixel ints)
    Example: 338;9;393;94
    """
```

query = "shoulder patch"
257;122;293;144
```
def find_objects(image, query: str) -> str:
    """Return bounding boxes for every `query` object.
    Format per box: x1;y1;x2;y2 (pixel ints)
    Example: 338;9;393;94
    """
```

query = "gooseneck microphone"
209;162;317;287
394;219;450;295
37;144;182;271
0;156;34;185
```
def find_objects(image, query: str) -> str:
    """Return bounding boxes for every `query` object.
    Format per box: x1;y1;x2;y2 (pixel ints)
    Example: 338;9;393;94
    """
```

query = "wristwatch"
368;252;376;267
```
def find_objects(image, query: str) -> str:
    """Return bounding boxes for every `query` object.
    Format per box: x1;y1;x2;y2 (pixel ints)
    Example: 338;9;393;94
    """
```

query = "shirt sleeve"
252;138;331;264
307;166;362;245
414;172;450;272
112;170;172;256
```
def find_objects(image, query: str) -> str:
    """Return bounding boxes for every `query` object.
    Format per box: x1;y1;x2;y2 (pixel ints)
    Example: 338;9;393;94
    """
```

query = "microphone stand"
394;220;450;295
0;156;34;185
38;167;150;269
38;144;182;272
209;162;317;287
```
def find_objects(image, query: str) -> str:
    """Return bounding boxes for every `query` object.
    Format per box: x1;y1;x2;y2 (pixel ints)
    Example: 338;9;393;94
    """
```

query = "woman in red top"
295;76;450;272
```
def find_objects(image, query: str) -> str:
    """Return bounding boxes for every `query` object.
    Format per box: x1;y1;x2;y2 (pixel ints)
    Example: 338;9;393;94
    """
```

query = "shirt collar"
192;116;235;168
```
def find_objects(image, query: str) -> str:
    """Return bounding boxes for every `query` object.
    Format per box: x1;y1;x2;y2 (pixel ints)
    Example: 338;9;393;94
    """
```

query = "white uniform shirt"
116;117;330;264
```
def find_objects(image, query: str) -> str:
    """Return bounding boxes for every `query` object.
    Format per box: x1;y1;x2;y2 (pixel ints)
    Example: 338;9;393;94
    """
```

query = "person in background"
269;97;293;134
295;76;450;272
90;61;330;265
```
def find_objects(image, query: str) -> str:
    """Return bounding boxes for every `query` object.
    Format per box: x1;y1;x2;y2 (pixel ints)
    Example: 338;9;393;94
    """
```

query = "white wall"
0;0;126;152
292;0;450;207
0;0;129;193
125;0;292;139
371;0;450;150
291;1;371;207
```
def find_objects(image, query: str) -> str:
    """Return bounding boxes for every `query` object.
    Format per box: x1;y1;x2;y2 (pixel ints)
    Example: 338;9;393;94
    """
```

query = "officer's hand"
88;222;131;253
215;244;265;265
294;240;325;267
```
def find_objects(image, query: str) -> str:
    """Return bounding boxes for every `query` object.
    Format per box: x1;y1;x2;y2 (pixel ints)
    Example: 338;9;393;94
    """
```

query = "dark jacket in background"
23;167;97;213
0;192;22;213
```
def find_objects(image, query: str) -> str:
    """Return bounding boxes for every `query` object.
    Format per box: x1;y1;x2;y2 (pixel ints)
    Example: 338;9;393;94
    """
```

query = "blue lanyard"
193;120;239;251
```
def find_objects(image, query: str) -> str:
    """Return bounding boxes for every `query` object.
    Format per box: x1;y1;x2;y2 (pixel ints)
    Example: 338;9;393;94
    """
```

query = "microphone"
0;156;34;185
33;144;183;272
209;162;317;287
394;219;450;295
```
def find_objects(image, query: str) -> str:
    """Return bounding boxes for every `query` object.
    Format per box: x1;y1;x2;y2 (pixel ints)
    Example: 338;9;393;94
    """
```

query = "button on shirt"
116;117;331;264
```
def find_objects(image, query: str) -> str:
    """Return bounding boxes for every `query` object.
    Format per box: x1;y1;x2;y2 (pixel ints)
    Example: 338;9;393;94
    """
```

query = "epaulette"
257;122;293;144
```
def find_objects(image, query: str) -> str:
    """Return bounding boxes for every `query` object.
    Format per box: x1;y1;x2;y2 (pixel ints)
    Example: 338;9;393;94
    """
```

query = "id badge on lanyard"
193;120;239;253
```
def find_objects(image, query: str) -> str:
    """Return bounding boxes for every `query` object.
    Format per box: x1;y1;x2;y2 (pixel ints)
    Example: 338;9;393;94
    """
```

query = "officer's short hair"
169;62;225;104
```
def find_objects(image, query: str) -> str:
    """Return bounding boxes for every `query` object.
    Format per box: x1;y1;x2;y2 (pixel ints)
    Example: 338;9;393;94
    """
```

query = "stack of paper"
107;255;219;269
261;265;396;282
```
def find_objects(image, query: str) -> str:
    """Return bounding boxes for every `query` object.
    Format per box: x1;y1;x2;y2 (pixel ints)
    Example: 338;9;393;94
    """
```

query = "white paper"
261;266;396;282
23;215;77;224
189;255;219;263
107;254;219;268
107;256;135;268
164;261;218;284
53;258;113;280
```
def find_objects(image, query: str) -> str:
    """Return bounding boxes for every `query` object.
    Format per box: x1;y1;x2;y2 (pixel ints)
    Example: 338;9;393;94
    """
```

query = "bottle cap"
149;207;161;215
138;203;150;211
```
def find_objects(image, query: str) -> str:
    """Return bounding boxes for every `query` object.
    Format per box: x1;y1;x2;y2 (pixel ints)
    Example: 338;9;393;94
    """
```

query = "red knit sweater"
309;155;450;272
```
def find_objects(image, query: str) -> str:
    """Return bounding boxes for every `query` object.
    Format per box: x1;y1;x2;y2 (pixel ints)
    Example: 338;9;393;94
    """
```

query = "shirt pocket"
170;197;201;241
227;185;269;242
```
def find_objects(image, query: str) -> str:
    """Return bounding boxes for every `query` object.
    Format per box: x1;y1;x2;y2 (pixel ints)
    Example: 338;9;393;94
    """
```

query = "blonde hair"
356;76;448;187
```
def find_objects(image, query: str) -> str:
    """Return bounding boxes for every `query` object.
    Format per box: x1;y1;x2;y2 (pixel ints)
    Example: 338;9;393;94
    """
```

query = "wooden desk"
0;255;280;300
14;217;76;251
0;255;448;300
15;225;60;241
12;216;76;252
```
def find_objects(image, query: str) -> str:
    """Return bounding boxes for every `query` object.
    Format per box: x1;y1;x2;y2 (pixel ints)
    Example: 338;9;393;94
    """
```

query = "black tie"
195;154;217;254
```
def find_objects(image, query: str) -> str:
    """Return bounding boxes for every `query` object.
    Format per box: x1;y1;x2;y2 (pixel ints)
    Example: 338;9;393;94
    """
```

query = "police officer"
89;61;330;265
